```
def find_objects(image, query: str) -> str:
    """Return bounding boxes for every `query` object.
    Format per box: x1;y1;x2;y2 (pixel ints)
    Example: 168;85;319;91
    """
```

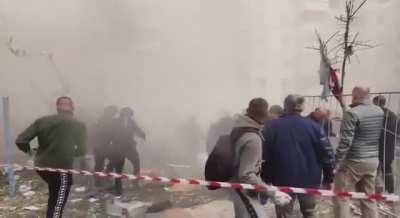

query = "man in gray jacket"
334;87;384;218
229;98;291;218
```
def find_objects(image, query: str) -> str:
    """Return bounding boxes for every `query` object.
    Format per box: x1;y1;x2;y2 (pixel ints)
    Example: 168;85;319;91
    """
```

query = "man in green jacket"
15;96;86;218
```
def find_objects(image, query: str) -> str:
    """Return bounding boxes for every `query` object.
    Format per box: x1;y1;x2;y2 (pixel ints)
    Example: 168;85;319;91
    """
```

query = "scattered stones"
22;191;36;198
23;206;41;211
74;186;87;193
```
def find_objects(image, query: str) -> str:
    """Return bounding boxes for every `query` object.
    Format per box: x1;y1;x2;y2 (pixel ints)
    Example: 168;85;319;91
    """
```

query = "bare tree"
309;0;379;101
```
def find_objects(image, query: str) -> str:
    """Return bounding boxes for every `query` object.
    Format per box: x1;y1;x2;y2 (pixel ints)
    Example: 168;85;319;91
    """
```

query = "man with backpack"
205;98;291;218
262;95;335;218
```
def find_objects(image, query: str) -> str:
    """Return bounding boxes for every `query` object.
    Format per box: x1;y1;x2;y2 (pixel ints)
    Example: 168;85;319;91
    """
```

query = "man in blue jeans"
262;95;335;218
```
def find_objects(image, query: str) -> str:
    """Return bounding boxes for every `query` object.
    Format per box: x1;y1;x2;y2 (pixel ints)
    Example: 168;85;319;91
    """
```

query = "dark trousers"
93;149;107;187
37;171;73;218
126;146;140;175
106;146;141;195
383;162;394;194
106;158;125;195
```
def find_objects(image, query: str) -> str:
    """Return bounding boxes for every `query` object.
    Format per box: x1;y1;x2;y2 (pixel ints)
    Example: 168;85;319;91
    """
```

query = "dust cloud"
0;0;399;168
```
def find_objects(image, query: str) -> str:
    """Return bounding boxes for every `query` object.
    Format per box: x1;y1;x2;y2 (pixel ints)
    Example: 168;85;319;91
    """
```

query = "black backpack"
204;127;260;189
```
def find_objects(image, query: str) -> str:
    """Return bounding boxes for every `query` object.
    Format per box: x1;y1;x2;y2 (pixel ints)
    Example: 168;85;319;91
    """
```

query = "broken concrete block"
106;199;150;218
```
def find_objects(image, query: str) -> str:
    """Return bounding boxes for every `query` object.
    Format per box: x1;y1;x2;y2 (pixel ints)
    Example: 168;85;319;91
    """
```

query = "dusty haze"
1;0;399;168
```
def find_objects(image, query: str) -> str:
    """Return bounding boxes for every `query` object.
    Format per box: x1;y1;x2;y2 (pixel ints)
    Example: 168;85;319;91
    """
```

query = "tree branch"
352;0;368;17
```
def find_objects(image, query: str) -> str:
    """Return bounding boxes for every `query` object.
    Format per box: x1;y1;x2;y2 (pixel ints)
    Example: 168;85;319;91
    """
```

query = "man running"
16;96;86;218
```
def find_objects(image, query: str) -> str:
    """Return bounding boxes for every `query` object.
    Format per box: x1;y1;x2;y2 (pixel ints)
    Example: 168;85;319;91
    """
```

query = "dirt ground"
1;169;398;218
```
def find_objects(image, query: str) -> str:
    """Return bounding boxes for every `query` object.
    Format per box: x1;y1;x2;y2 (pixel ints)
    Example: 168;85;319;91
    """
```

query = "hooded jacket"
231;115;266;186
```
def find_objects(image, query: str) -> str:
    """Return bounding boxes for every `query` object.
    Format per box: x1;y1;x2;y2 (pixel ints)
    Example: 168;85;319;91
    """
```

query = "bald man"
308;108;328;123
334;87;384;218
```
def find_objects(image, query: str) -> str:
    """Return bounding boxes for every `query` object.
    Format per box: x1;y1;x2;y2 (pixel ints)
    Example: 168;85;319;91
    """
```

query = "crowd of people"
207;86;399;218
15;97;146;217
13;85;399;218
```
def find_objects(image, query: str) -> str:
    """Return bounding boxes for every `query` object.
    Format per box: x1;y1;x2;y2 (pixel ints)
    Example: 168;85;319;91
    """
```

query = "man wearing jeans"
334;87;384;218
16;96;87;218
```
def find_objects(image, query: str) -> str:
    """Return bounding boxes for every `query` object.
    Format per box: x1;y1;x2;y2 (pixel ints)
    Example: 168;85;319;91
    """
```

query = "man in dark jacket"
16;96;86;218
263;95;335;218
90;105;118;188
373;95;399;193
107;107;146;196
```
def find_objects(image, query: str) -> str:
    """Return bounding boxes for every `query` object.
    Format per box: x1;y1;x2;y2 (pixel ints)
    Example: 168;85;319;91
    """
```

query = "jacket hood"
234;114;262;129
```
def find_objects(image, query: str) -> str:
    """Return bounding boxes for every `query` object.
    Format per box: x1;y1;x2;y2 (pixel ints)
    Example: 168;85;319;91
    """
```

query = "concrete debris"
350;203;362;216
23;206;41;211
70;198;83;203
146;200;173;213
23;190;36;198
19;184;32;193
106;199;150;218
88;197;99;203
74;186;87;193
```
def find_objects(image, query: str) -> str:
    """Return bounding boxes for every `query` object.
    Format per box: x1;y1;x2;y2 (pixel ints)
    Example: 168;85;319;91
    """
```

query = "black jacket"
379;108;399;164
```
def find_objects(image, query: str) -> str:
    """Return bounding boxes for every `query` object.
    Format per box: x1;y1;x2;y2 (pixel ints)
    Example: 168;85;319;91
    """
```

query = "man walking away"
91;105;118;188
16;96;86;218
107;107;146;196
334;87;384;218
263;95;335;218
373;95;399;194
229;98;291;218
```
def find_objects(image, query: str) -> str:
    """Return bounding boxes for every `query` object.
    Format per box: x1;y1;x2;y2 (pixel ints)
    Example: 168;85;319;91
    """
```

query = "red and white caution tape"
3;165;399;202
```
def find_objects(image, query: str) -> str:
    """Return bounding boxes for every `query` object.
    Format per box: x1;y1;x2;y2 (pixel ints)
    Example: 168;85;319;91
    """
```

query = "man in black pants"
16;96;86;218
91;105;118;188
373;95;400;193
107;107;146;196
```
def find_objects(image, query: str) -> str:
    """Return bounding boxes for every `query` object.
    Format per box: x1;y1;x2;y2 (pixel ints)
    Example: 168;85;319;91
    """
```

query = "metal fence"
304;92;400;197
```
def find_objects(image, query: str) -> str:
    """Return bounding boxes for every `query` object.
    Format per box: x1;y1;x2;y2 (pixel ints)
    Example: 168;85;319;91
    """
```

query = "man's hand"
270;191;292;206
